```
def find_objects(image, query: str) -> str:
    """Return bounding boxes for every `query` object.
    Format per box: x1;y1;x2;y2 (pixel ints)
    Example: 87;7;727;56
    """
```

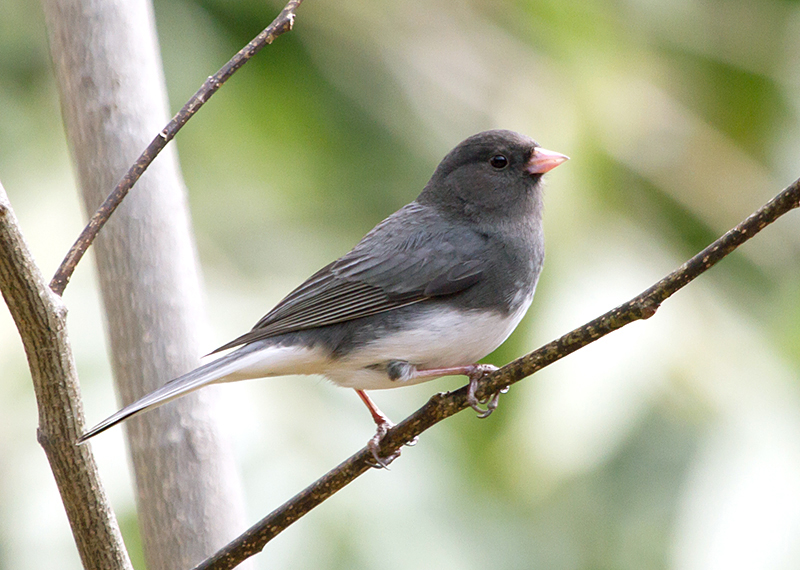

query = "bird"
78;129;568;467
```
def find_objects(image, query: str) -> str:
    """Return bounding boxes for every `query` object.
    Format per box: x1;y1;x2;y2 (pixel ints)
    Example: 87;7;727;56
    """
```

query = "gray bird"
79;129;568;466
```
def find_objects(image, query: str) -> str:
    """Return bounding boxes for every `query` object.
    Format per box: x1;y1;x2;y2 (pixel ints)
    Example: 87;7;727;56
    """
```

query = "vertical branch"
0;182;131;570
40;0;253;567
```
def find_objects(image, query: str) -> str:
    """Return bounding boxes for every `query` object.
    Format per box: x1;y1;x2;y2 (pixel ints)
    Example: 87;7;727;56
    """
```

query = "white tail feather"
78;342;327;443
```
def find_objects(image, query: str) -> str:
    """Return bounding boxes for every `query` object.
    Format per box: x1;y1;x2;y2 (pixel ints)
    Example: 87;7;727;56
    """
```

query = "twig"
194;177;800;570
0;181;132;570
48;0;303;296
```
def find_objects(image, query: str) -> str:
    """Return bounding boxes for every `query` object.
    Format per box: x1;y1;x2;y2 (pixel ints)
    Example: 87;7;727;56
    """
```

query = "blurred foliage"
1;0;800;568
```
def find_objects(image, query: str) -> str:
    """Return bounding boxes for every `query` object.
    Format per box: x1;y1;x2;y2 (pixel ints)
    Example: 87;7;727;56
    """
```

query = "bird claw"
366;425;418;468
466;365;507;418
366;420;400;469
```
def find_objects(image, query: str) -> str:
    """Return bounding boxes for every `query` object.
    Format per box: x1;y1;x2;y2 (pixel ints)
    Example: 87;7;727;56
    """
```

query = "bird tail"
78;347;256;443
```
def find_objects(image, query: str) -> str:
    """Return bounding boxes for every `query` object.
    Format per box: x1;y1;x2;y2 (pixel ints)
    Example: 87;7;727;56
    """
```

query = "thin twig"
48;0;303;297
194;177;800;570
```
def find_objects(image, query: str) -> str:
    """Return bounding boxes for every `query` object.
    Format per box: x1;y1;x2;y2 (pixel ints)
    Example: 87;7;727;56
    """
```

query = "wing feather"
212;203;490;353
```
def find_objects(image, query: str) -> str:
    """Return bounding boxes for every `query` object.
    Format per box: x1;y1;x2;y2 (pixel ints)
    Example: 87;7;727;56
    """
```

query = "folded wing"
212;202;488;352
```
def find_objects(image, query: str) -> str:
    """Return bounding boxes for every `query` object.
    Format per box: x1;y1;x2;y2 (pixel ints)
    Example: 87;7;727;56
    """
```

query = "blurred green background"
2;0;800;568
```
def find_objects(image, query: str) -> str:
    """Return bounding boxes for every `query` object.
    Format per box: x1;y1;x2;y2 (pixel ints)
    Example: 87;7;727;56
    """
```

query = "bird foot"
465;364;507;418
356;389;403;469
366;419;400;469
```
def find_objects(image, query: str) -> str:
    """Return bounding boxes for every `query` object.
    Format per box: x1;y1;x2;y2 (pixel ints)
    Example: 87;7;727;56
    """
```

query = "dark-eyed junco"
79;130;568;466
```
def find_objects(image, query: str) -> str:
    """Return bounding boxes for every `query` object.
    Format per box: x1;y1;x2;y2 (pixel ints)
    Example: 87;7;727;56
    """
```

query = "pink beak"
525;147;569;175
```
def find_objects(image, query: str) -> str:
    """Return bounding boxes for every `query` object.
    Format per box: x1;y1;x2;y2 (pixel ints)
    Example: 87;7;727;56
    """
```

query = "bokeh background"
2;0;800;568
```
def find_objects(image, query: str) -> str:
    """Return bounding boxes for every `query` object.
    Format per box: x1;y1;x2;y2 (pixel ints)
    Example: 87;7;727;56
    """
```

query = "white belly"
326;294;533;390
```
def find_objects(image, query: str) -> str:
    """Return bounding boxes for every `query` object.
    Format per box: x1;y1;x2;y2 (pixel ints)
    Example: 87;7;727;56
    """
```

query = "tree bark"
40;0;250;568
0;181;132;570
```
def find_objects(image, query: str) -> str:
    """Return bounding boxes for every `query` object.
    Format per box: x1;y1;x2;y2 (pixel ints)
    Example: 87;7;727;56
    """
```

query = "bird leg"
357;362;505;467
355;389;400;469
413;363;503;418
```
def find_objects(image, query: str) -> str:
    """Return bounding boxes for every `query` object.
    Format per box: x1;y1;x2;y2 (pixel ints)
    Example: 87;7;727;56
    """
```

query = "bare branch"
42;0;275;564
49;0;303;296
195;177;800;570
0;181;132;570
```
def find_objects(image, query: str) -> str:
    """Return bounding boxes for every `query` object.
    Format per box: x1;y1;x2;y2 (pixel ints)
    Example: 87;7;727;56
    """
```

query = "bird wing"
211;203;488;353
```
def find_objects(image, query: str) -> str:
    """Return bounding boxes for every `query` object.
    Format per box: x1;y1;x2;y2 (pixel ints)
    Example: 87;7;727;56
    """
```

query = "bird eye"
489;155;508;169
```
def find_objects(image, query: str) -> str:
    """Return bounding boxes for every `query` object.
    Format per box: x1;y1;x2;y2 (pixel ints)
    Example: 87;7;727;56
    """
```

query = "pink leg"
409;364;488;379
413;363;502;418
354;363;505;468
355;389;399;469
356;389;392;427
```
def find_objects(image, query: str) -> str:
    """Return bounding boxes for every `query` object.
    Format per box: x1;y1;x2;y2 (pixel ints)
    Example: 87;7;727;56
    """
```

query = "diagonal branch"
48;0;303;296
195;177;800;570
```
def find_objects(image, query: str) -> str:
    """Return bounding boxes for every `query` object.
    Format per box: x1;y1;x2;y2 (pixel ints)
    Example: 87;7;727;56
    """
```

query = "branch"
48;0;303;296
0;181;132;570
195;177;800;570
41;0;296;563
